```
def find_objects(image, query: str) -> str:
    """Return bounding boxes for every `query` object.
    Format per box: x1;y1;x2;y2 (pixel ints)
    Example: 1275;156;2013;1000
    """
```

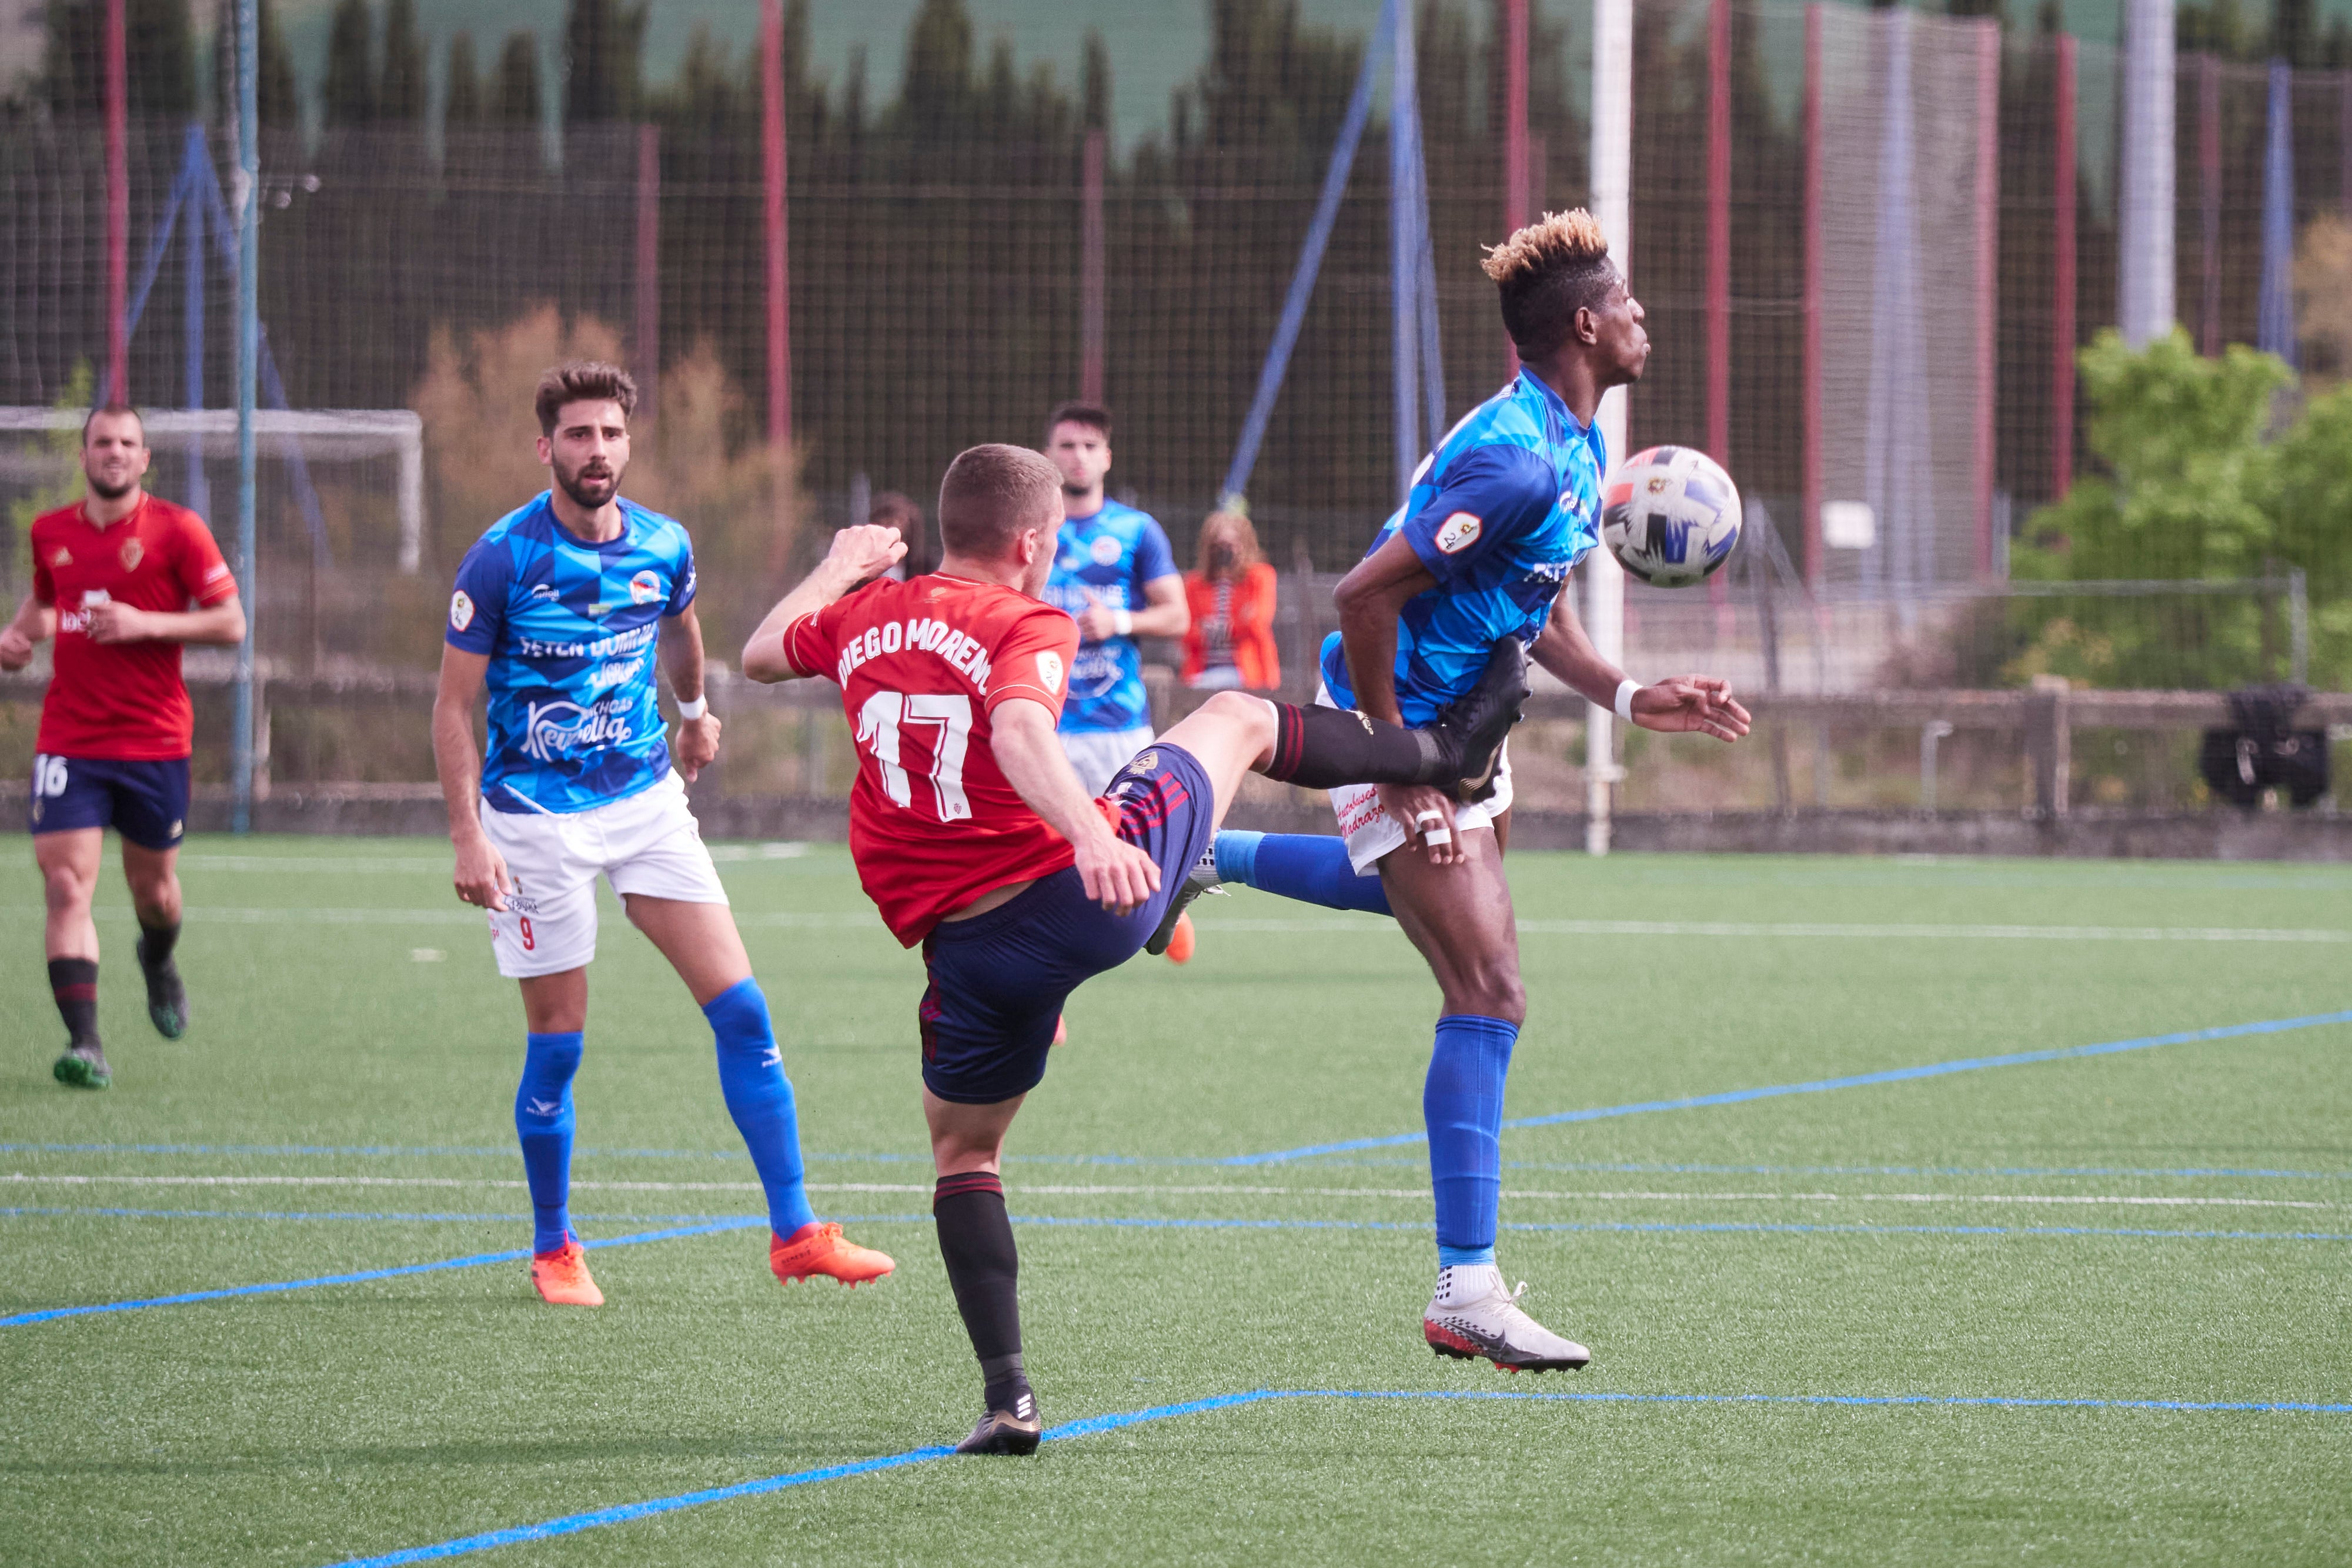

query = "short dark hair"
534;361;637;436
1043;401;1111;444
82;403;144;444
1481;209;1617;357
938;444;1062;559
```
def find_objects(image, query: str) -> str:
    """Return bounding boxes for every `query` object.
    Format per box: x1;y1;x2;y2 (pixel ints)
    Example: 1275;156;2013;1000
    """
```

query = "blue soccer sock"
1424;1014;1519;1268
1214;830;1393;917
704;977;818;1241
515;1031;584;1254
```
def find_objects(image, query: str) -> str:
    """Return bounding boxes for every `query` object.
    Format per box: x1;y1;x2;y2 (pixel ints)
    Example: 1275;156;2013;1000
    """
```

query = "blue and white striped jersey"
445;493;696;814
1320;367;1606;726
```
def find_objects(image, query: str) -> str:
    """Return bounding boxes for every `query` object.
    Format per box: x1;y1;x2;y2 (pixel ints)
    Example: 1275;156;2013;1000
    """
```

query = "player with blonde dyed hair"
1165;210;1750;1372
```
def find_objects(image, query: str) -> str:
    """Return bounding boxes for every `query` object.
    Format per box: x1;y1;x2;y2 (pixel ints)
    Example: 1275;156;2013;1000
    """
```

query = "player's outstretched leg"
1203;831;1394;917
516;1028;601;1306
703;977;896;1288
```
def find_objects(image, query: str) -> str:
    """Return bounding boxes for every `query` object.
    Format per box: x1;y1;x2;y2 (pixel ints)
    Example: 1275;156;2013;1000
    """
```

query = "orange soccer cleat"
1162;911;1196;964
770;1222;897;1288
529;1238;604;1307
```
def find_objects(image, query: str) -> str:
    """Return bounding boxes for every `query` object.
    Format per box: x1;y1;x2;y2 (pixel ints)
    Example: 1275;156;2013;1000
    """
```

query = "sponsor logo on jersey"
1034;649;1064;693
119;539;144;571
449;590;475;631
629;569;662;604
522;697;634;760
1089;534;1123;567
587;656;644;691
529;583;560;601
1434;512;1484;554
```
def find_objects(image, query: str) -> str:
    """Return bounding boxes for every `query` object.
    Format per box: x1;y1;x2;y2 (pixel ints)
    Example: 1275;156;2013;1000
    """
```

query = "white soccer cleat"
1422;1264;1591;1373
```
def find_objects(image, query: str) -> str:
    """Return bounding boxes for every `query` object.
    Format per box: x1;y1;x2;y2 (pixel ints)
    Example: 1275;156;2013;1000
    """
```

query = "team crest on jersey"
1035;650;1064;692
1089;535;1122;566
629;569;662;604
1434;512;1484;554
1128;750;1158;774
119;539;144;571
449;590;475;631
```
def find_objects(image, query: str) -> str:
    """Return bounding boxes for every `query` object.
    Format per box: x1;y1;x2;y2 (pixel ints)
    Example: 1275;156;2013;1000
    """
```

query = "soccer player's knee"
1454;962;1525;1025
1200;688;1274;747
41;860;93;911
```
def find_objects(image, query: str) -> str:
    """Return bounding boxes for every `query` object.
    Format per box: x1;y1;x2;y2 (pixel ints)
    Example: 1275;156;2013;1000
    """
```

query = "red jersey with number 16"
780;573;1083;946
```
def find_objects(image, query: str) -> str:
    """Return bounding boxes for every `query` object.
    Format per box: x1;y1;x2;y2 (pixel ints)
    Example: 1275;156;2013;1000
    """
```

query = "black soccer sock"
934;1172;1028;1410
136;918;181;969
1261;701;1449;790
48;958;99;1046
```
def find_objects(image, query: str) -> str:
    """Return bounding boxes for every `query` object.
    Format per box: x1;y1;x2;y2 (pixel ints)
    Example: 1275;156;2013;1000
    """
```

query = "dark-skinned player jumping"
1158;210;1752;1372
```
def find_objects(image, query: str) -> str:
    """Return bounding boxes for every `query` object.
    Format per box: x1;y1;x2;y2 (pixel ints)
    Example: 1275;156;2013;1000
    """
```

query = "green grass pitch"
3;838;2350;1565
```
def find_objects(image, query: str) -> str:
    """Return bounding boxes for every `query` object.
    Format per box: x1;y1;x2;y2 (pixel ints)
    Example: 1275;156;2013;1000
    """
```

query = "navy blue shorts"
26;753;190;850
918;741;1217;1105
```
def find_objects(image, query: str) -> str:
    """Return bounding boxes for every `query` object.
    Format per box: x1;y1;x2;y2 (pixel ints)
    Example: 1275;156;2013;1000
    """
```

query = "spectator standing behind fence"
867;492;928;582
1182;510;1281;692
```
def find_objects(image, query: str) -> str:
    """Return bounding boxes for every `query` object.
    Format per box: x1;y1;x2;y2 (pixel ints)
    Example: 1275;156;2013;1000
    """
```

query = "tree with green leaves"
493;32;542;125
379;0;425;122
562;0;646;124
322;0;376;126
43;0;195;117
445;32;482;125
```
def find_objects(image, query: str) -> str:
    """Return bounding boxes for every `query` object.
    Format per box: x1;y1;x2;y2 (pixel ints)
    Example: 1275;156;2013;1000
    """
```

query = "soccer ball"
1599;446;1742;588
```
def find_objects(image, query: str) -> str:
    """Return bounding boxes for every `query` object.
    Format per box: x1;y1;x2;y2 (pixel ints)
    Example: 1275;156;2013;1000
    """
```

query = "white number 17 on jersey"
855;690;973;821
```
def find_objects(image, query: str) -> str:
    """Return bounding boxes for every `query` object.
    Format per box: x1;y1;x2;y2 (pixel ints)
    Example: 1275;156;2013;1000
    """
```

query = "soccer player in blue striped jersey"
1191;212;1751;1370
433;360;892;1308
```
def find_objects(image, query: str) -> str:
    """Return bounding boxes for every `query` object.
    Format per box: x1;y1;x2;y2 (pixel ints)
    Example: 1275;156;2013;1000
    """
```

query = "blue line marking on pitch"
322;1385;2352;1565
0;1218;763;1328
1227;1010;2352;1165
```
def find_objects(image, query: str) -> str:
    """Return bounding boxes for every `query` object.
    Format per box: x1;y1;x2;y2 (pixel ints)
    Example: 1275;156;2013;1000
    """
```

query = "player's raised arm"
0;594;55;670
1530;574;1750;743
988;697;1159;914
740;524;908;683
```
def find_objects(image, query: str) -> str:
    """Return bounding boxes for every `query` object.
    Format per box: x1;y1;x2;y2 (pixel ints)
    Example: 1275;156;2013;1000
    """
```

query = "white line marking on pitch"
2;908;2346;942
2;1174;2327;1210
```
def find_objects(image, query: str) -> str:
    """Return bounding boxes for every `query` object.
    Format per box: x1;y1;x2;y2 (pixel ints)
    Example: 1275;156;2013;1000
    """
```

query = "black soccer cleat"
136;935;188;1040
1144;849;1225;957
956;1389;1043;1456
1429;638;1532;803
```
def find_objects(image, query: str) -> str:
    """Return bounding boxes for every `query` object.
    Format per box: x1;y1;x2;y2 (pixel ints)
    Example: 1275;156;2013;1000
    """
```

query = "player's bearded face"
82;420;147;500
551;433;629;509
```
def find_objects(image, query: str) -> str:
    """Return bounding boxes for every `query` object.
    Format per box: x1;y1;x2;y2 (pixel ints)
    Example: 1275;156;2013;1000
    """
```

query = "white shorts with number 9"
476;770;729;978
1318;683;1513;875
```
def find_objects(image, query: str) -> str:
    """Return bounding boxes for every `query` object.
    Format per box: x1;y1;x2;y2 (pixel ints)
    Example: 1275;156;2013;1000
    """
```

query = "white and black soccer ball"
1599;446;1742;588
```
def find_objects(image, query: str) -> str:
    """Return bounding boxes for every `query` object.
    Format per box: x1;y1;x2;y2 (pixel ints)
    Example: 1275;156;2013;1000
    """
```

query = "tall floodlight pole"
230;0;260;834
1586;0;1632;855
2118;0;2175;346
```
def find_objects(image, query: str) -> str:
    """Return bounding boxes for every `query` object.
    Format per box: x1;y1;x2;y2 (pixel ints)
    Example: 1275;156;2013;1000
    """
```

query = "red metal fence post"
105;0;128;404
1801;2;1823;589
760;0;790;455
635;124;660;423
1081;127;1105;405
2052;34;2077;500
1502;0;1529;376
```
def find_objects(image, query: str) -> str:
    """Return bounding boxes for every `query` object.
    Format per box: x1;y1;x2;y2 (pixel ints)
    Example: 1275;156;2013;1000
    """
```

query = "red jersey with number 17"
780;573;1083;946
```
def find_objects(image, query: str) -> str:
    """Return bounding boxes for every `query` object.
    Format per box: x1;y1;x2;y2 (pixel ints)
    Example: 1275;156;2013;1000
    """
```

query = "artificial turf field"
2;837;2350;1566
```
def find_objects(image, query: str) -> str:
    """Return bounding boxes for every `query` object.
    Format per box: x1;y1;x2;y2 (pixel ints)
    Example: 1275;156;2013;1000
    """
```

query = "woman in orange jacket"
1181;509;1280;691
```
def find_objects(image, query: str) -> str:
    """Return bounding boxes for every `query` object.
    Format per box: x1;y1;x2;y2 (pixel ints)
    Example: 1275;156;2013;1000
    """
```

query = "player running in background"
741;444;1524;1455
1170;213;1750;1372
0;406;245;1090
432;360;892;1309
1038;403;1198;967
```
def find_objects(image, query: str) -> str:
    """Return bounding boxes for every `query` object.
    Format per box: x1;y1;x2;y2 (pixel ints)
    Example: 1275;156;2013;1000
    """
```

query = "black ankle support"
934;1175;1023;1382
137;919;181;968
1264;702;1448;790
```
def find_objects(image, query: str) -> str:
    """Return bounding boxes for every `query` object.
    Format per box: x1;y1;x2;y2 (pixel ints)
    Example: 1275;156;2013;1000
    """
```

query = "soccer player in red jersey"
742;444;1528;1453
0;406;245;1089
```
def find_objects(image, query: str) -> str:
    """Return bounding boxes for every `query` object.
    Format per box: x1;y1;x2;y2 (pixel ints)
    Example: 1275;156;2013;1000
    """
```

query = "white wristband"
1112;609;1133;637
1613;678;1639;725
675;696;708;721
